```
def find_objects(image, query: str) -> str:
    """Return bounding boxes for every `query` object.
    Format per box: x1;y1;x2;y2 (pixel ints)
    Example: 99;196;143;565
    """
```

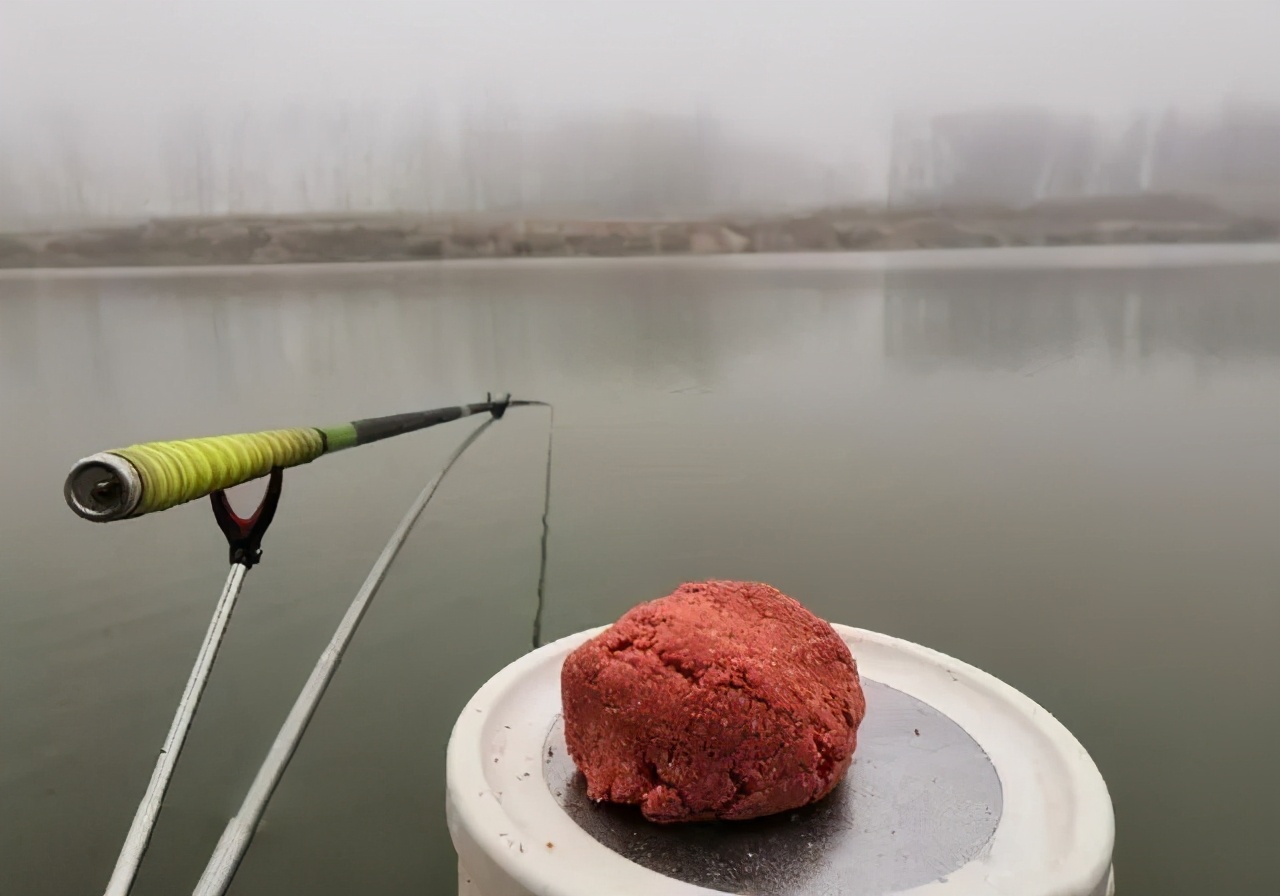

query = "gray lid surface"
544;679;1003;896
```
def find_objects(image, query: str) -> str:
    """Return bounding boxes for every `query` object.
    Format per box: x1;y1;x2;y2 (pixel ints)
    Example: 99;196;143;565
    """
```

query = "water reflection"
883;265;1280;375
3;257;1277;431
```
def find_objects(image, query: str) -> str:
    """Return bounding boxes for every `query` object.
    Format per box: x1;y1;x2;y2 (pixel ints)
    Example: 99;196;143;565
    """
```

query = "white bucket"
446;625;1115;896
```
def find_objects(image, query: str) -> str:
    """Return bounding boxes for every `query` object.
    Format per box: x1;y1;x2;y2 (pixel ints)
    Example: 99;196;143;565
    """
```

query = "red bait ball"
560;580;865;823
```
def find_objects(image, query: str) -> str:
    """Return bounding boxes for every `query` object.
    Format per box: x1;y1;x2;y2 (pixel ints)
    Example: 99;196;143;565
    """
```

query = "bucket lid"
446;625;1114;896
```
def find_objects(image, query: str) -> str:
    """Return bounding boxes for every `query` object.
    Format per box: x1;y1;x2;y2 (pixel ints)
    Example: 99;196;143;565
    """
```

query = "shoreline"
1;194;1276;271
5;243;1280;282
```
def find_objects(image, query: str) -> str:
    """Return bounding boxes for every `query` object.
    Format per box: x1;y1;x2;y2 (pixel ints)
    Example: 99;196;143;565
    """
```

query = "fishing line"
531;403;555;650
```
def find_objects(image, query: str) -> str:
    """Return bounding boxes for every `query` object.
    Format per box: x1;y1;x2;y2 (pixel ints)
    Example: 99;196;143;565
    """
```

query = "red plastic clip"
210;467;284;568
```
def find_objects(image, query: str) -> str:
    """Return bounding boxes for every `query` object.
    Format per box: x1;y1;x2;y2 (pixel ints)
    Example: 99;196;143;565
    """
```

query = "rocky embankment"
0;194;1275;269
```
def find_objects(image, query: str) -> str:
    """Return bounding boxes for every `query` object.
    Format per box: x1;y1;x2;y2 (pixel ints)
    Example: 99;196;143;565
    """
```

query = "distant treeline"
889;103;1280;214
1;101;1279;229
0;104;856;228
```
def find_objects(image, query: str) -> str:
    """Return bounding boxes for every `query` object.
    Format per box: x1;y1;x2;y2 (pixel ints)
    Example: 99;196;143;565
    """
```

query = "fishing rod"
63;393;550;896
64;394;542;525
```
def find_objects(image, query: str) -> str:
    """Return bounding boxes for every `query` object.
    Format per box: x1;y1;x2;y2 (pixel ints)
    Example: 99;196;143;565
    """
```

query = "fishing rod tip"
488;392;512;419
64;453;143;522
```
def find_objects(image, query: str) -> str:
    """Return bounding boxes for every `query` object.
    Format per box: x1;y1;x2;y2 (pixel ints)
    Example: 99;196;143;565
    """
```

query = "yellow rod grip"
110;428;325;516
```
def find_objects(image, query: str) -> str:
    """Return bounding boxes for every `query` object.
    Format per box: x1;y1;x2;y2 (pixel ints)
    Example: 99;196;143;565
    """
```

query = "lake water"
2;246;1277;896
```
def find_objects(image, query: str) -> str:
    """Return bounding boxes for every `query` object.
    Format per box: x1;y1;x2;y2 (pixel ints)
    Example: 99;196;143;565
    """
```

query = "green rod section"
319;423;358;452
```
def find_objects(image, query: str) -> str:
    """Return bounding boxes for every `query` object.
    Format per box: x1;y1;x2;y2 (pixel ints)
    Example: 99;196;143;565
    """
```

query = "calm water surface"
1;246;1277;895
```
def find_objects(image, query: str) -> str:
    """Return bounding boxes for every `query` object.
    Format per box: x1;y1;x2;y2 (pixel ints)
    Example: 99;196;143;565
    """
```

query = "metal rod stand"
102;564;245;895
192;417;496;896
101;471;283;896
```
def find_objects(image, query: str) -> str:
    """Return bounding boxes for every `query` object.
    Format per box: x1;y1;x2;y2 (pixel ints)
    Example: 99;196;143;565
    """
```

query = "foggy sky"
3;0;1280;223
4;0;1280;153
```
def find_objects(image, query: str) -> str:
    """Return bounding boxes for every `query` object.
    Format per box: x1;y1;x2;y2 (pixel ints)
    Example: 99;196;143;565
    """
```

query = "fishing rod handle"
65;428;325;522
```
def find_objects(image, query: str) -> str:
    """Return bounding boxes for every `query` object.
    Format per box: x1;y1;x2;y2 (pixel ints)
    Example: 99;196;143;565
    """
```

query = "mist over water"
2;0;1280;224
